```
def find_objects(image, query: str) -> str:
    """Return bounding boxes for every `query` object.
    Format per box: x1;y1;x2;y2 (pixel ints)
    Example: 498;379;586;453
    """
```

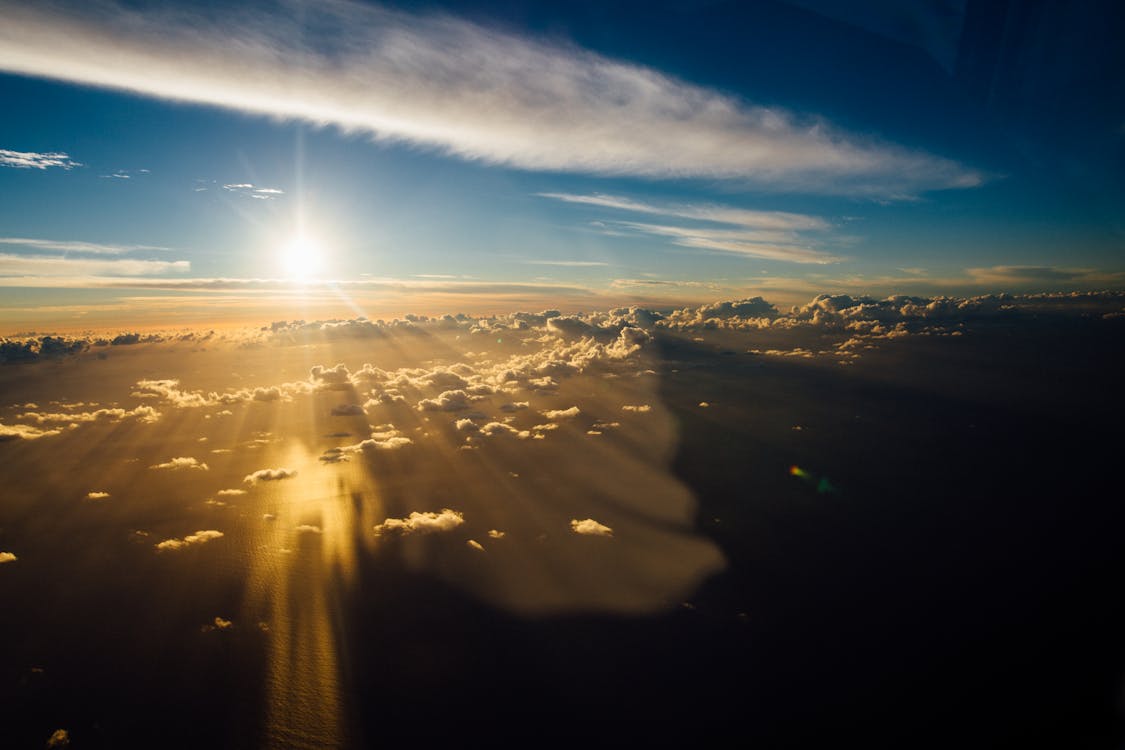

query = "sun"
281;235;323;279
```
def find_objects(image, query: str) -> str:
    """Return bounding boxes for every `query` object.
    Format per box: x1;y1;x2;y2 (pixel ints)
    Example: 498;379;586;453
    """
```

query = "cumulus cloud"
155;529;223;551
150;456;208;471
466;539;484;551
417;389;478;411
244;467;297;484
0;423;62;441
85;491;110;500
622;404;652;413
0;148;81;170
0;551;17;563
0;1;980;197
19;405;161;426
330;403;365;416
295;524;323;534
487;529;505;539
216;488;246;496
541;406;580;419
570;518;614;537
374;509;465;535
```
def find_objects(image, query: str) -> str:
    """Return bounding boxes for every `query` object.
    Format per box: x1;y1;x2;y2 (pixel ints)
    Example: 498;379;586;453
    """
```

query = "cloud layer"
0;1;980;196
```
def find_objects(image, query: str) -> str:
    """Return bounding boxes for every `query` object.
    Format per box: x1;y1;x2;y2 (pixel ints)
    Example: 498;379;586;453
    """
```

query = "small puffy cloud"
498;401;529;412
466;539;485;551
295;524;323;534
454;418;480;432
478;422;531;439
541;406;580;419
570;518;614;537
487;529;505;539
417;389;477;411
310;363;353;390
698;402;710;408
330;403;365;416
150;456;209;471
216;488;246;496
244;467;297;484
374;509;464;536
85;491;110;500
622;404;651;413
0;551;17;564
155;529;224;551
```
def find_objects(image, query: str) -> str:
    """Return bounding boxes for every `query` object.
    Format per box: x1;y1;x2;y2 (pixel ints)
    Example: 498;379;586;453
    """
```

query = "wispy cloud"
0;237;170;255
222;183;285;200
0;1;981;196
540;192;841;264
523;260;610;267
0;254;189;277
0;148;81;170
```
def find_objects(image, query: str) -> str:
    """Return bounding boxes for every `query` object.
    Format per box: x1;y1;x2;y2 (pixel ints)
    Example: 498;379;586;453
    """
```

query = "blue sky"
0;0;1122;328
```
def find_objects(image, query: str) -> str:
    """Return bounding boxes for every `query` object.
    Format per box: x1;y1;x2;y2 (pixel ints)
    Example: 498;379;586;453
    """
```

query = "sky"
0;0;1123;330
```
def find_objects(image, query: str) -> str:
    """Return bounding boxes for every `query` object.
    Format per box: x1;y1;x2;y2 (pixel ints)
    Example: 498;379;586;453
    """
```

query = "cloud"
85;491;110;500
466;539;484;551
150;456;209;471
0;237;170;255
0;551;17;563
0;148;81;170
154;529;223;551
540;193;840;264
0;423;63;441
216;488;246;496
0;1;980;196
295;524;323;534
45;729;70;748
20;405;160;425
523;260;610;267
541;406;580;419
622;404;652;413
374;509;465;535
487;529;505;539
244;467;297;484
417;389;478;411
222;183;284;200
570;518;614;537
0;254;190;277
330;403;365;416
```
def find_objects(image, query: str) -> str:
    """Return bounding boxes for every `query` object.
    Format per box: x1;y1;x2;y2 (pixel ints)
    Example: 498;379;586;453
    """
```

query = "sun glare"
281;235;323;279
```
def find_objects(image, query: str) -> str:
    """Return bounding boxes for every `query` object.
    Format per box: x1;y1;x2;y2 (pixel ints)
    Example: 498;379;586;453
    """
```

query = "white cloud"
374;509;465;535
0;2;980;196
0;148;81;170
244;467;297;484
0;237;169;255
150;456;208;471
222;183;284;200
570;518;614;537
155;529;224;551
0;254;190;277
539;193;840;264
0;551;17;563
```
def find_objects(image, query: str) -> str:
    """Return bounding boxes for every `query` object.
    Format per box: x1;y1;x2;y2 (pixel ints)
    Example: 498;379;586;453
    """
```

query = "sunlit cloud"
374;509;465;535
0;254;190;277
244;467;298;484
0;148;81;170
0;423;63;441
85;491;110;500
570;518;614;537
539;193;831;230
0;1;980;196
154;529;224;551
0;551;17;564
541;406;580;419
150;456;209;471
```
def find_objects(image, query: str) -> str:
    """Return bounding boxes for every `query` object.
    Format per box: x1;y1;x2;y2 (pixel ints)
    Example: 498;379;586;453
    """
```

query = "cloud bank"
0;0;980;196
